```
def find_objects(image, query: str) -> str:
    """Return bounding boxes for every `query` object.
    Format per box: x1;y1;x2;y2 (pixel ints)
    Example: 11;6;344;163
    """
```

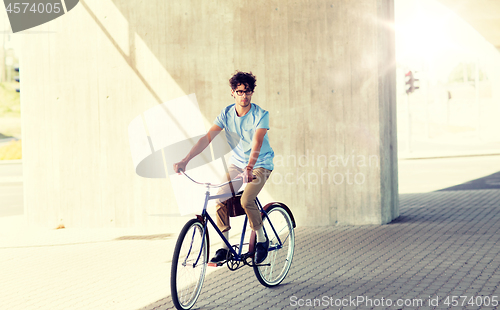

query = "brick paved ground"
143;189;500;310
1;189;500;310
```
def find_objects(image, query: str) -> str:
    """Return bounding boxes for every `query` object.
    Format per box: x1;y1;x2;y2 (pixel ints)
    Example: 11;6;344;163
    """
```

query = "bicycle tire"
253;204;295;287
171;218;208;310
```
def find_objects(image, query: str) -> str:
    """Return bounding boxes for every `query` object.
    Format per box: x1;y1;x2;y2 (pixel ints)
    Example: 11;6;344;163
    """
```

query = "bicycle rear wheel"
171;218;208;310
253;204;295;287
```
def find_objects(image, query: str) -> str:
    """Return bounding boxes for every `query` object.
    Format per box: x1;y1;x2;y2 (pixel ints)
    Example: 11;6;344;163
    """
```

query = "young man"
173;71;274;264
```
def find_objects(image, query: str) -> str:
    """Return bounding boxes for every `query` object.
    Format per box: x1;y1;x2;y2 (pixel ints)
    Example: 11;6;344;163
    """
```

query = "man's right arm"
173;124;223;173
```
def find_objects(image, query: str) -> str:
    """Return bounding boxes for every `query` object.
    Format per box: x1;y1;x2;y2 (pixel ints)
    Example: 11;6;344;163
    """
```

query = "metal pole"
406;93;411;153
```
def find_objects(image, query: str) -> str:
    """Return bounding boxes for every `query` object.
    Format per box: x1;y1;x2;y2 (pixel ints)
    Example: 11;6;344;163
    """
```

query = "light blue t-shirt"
214;103;274;170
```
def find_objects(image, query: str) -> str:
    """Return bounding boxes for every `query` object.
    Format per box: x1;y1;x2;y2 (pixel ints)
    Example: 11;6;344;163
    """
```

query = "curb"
398;151;500;160
0;176;23;185
0;159;22;164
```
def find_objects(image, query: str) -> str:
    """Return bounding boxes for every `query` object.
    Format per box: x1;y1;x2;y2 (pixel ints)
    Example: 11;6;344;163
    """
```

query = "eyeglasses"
235;90;254;96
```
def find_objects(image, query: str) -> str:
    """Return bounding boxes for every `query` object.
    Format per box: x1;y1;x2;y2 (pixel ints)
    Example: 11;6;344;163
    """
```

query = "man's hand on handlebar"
236;168;256;184
173;160;188;174
245;169;253;183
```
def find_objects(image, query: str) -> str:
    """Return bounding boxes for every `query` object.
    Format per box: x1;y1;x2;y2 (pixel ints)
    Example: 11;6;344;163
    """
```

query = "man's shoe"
254;237;269;264
210;248;228;263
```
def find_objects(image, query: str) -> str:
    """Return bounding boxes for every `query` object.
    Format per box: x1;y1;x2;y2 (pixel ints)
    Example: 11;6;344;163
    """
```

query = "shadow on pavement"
437;171;500;191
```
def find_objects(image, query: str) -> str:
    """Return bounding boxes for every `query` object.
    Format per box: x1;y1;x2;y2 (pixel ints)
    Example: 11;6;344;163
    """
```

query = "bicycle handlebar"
179;170;254;188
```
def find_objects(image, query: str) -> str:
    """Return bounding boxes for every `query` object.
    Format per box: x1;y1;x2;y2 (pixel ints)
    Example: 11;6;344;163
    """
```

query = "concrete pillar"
21;0;398;228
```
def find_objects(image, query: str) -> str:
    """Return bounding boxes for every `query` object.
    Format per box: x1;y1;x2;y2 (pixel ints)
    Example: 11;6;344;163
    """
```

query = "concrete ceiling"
437;0;500;50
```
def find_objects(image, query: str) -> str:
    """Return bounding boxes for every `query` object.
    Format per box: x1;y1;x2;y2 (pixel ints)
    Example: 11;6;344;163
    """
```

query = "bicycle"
170;171;296;310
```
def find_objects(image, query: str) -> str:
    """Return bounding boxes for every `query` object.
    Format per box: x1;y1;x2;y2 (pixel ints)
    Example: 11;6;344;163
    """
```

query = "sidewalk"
2;187;500;310
0;159;22;184
0;213;248;310
398;136;500;160
0;215;179;310
144;189;500;310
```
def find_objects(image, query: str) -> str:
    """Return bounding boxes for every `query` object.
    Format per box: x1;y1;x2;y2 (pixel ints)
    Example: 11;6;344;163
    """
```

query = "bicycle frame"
171;171;295;310
191;183;285;268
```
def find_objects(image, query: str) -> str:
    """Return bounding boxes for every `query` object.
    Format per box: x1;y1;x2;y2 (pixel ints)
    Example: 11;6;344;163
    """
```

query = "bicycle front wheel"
171;218;208;310
253;204;295;287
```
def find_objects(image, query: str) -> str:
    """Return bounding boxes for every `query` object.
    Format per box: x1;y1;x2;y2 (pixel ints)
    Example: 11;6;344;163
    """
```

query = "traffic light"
405;71;419;94
14;66;19;92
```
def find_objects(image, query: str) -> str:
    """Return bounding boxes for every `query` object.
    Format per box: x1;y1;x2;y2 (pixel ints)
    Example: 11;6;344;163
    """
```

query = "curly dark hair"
229;71;257;91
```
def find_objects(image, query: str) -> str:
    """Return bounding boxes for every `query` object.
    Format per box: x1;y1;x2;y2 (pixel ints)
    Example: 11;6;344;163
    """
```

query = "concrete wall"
21;0;398;228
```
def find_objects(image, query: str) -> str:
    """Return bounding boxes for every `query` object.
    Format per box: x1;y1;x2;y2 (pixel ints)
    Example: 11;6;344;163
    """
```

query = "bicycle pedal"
254;263;271;267
208;261;224;267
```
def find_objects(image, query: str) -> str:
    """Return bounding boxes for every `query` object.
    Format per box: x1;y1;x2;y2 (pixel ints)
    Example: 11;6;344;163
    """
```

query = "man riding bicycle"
173;71;274;264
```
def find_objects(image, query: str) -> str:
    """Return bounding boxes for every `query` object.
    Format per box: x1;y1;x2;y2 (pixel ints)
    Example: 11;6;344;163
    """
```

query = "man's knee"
241;197;257;210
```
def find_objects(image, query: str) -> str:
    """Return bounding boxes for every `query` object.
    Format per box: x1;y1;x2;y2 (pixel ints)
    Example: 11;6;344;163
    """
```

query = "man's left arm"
245;128;267;181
